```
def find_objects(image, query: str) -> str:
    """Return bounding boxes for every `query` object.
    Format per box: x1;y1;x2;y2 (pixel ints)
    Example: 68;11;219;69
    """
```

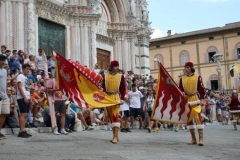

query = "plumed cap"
110;60;119;67
184;62;194;68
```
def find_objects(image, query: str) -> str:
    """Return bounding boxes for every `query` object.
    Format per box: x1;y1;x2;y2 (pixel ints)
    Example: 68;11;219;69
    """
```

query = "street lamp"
212;53;224;91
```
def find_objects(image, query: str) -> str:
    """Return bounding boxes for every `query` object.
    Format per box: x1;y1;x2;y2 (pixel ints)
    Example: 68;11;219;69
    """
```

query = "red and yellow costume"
229;91;240;130
179;62;205;146
102;60;125;143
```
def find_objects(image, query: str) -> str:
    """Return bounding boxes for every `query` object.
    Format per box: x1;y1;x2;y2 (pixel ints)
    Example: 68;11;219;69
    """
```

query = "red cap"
184;62;193;68
110;60;119;67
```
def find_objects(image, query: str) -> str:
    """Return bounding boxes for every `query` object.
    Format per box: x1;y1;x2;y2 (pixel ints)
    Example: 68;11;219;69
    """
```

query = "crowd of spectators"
0;44;237;140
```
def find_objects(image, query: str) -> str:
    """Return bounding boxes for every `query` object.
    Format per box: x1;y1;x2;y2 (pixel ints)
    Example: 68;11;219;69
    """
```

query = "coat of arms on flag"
53;52;119;108
151;62;200;124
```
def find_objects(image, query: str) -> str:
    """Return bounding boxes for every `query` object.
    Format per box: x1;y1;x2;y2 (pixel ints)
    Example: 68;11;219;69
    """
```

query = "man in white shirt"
16;64;32;138
128;83;143;129
120;93;131;132
0;55;10;140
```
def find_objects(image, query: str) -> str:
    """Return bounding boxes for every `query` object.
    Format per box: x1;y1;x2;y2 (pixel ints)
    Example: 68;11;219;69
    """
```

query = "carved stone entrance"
97;48;110;70
38;18;65;57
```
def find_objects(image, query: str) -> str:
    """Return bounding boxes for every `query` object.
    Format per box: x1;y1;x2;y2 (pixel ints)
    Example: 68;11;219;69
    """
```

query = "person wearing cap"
102;60;126;144
0;54;10;140
179;62;205;146
229;90;240;130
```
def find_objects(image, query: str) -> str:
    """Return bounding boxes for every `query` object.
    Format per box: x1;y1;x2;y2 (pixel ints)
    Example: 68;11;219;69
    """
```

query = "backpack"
5;115;19;134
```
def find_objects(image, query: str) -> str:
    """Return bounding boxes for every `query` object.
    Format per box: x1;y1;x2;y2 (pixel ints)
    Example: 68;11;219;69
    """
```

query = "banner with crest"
151;62;200;124
54;52;119;108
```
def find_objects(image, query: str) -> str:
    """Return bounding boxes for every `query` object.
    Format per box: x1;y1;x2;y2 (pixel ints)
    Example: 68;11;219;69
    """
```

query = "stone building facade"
150;22;240;91
0;0;152;75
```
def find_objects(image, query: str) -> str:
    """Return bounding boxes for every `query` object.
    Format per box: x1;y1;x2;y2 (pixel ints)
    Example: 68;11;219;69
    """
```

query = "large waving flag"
54;51;119;108
151;62;200;124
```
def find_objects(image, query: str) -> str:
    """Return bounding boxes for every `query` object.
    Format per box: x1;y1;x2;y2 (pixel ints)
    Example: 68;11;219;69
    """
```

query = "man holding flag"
179;62;205;146
102;60;125;144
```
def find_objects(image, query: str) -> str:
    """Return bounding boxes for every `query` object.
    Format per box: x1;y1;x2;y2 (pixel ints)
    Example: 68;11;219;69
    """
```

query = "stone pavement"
0;125;239;160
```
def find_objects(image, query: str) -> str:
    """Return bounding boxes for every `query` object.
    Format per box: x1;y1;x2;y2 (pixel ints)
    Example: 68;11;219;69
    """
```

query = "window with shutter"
232;49;238;59
180;51;189;66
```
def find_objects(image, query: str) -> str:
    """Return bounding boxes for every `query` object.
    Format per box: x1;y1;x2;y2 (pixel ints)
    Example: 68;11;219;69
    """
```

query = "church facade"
0;0;152;75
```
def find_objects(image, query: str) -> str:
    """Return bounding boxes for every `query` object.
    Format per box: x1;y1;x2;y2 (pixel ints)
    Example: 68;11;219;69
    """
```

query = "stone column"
12;1;17;49
139;36;150;76
117;40;122;68
27;1;36;55
84;23;89;67
130;38;135;73
65;25;71;59
18;2;24;50
74;18;80;61
90;21;97;69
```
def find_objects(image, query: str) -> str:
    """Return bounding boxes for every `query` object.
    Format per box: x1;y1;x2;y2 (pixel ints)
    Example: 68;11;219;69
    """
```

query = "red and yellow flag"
151;62;200;124
54;52;119;108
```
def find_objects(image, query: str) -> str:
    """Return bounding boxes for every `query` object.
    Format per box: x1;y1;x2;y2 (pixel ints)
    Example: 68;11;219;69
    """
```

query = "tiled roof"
150;22;240;43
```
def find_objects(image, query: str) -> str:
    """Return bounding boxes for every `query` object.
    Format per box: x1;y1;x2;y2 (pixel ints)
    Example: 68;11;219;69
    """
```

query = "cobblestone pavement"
0;125;239;160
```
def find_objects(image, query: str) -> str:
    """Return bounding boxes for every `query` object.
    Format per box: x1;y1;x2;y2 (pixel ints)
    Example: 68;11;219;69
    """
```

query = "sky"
148;0;240;39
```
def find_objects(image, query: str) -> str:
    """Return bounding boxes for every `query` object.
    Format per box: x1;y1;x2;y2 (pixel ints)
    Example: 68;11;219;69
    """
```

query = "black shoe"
29;123;37;128
24;131;32;137
147;127;151;133
121;128;126;132
25;123;30;128
158;122;161;129
18;131;29;138
126;128;131;132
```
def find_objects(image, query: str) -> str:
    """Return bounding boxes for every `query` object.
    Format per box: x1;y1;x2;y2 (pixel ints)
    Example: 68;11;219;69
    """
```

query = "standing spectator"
0;55;10;139
28;55;37;70
47;74;69;135
120;91;131;133
35;49;44;72
215;94;222;122
128;83;143;130
205;98;211;122
23;52;29;64
220;94;227;125
209;94;216;122
47;56;55;78
9;50;22;75
144;88;159;133
16;64;32;138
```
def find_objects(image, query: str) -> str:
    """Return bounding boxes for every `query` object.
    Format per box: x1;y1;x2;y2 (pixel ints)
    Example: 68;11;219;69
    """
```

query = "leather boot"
198;129;204;146
110;127;115;142
110;127;119;142
188;129;197;145
232;122;237;131
111;127;118;144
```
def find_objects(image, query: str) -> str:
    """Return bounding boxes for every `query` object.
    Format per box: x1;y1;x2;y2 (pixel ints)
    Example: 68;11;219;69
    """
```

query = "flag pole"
221;59;240;78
